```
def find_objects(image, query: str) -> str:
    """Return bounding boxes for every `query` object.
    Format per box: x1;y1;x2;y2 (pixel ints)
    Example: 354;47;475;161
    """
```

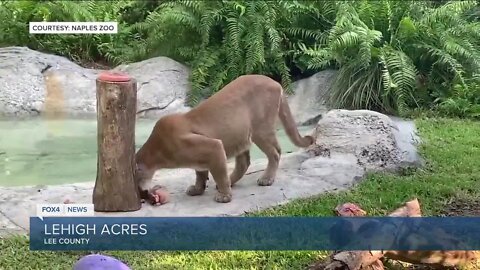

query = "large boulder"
288;70;337;126
114;57;191;118
0;46;99;117
0;47;190;118
310;109;422;172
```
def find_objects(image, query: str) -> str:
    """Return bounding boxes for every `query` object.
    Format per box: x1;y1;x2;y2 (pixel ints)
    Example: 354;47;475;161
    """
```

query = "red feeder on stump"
93;71;141;212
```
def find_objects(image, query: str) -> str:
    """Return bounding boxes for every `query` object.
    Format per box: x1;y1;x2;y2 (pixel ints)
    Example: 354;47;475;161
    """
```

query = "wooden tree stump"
93;71;141;212
309;199;478;269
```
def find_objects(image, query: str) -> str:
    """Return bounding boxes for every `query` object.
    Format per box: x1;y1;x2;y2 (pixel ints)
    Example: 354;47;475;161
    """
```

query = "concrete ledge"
0;151;366;236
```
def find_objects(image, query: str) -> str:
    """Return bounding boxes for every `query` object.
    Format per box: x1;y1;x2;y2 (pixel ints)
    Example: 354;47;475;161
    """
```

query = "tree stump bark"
93;71;141;212
309;199;478;269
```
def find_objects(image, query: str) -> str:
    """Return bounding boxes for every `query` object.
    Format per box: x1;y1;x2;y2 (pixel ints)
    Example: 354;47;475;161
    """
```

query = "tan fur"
135;75;314;203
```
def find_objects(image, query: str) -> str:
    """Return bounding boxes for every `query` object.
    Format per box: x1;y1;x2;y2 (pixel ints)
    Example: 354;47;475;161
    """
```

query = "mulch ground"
440;199;480;217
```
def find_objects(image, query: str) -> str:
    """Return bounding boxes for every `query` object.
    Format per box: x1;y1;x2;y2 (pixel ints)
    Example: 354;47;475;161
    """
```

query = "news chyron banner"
31;205;480;251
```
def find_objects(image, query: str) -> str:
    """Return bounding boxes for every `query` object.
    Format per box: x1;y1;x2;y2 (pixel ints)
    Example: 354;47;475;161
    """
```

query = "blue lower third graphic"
29;217;480;251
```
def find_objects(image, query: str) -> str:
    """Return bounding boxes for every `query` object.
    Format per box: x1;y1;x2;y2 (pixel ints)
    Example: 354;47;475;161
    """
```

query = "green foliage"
297;2;417;114
297;0;480;116
436;75;480;118
0;0;478;116
0;0;138;65
133;0;303;105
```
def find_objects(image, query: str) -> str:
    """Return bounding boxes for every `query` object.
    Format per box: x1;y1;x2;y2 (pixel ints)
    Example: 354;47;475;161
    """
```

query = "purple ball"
73;254;131;270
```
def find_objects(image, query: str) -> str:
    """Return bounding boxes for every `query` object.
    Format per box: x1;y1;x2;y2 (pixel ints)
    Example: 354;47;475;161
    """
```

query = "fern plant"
408;1;480;106
134;0;317;106
297;0;480;116
437;74;480;118
298;2;416;114
0;0;137;66
1;0;478;117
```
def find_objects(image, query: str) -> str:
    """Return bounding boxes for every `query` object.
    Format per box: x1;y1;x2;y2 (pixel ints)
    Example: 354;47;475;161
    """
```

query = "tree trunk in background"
93;72;141;212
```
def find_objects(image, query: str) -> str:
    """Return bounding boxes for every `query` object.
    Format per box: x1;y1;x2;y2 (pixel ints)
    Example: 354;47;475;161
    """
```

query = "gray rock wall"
114;57;191;118
0;46;337;121
0;47;191;118
288;70;337;126
0;46;98;116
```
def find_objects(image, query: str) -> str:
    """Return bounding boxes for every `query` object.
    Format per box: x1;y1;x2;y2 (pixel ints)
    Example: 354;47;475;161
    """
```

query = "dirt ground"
440;199;480;217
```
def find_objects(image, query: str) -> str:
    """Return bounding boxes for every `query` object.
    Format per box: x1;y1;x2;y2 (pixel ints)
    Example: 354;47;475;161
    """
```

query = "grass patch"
1;117;479;270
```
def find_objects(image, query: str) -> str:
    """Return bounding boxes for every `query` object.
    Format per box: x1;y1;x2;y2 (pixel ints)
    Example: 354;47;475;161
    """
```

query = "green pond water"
0;119;312;187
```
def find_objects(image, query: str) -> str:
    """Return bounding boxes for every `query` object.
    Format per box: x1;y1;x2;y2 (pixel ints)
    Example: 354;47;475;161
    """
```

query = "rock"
300;153;366;188
311;109;422;172
114;56;191;118
0;47;190;118
389;116;423;167
288;70;337;126
43;66;100;117
0;46;333;121
0;47;98;117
